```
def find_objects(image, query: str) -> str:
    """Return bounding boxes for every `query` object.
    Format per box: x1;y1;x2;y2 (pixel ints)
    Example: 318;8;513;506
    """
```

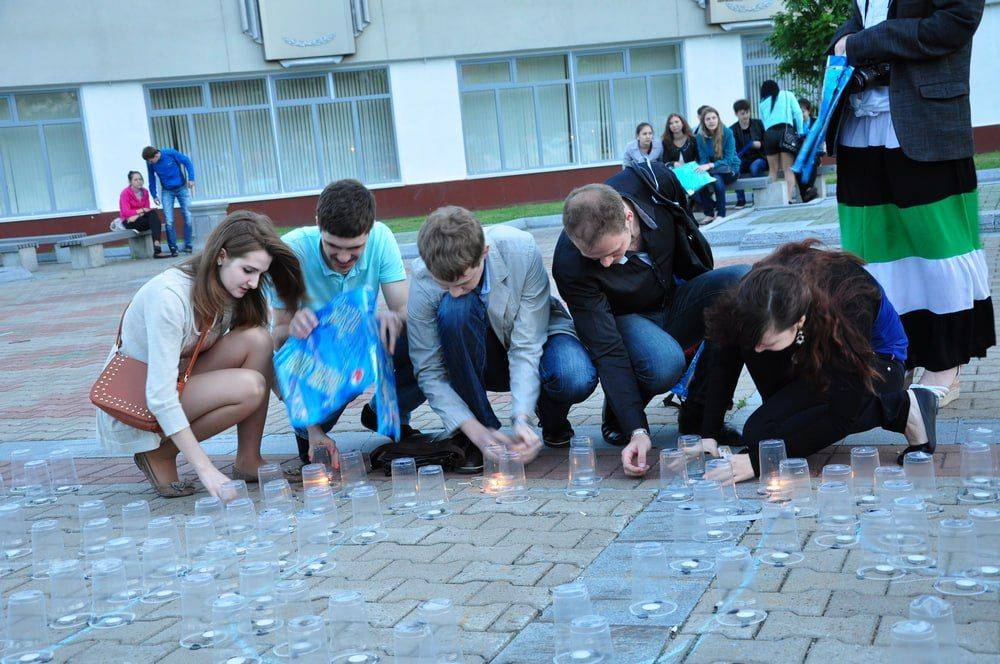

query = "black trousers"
742;349;909;475
124;210;162;244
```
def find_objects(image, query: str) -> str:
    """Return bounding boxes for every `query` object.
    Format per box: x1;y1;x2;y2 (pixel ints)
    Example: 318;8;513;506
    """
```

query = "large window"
0;90;96;218
146;68;399;200
742;35;815;114
458;44;684;175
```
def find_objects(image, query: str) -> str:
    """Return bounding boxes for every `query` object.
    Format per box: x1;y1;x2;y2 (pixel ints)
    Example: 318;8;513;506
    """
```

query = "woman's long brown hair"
661;113;693;145
705;240;882;392
699;106;724;160
179;210;304;330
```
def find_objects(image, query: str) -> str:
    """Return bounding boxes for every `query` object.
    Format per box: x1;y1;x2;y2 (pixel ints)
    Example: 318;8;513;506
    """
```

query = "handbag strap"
114;301;214;394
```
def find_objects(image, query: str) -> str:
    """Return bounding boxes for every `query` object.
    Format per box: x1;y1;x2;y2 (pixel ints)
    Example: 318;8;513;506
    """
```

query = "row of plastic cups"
5;447;82;497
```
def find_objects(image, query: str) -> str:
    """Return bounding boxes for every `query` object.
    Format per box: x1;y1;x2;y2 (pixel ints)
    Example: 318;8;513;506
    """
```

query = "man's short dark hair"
562;184;626;250
141;146;158;161
798;98;813;113
733;99;751;114
316;179;376;238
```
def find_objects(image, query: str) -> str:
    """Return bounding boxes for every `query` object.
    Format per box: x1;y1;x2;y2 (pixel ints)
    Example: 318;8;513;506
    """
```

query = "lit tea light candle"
483;473;510;494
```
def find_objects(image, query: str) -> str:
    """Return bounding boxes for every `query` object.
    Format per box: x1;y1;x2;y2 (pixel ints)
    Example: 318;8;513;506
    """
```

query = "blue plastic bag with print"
273;287;401;440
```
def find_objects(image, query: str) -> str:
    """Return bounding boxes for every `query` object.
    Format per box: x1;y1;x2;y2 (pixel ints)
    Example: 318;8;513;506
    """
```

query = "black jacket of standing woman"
828;0;984;161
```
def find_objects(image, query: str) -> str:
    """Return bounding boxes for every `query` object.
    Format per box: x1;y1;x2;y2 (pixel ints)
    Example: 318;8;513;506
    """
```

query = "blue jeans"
160;186;193;251
437;291;598;433
735;158;768;206
614;265;749;406
696;170;739;218
293;333;426;461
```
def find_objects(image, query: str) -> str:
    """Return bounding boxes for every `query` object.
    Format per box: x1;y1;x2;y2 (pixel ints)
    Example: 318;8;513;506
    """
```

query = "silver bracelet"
631;428;650;439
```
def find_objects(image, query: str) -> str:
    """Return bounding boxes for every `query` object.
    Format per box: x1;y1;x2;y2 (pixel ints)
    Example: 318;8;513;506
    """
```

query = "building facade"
1;0;998;236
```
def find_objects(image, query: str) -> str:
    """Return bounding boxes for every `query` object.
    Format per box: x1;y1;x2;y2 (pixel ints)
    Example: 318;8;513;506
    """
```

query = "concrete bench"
57;230;153;269
0;232;85;265
723;164;838;209
0;241;39;272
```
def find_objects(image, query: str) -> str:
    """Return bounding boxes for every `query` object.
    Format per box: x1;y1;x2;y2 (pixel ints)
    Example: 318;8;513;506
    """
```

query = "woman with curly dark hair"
698;241;939;483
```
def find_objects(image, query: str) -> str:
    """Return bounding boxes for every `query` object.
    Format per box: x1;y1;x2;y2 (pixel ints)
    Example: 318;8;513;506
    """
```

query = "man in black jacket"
729;99;767;209
552;162;748;476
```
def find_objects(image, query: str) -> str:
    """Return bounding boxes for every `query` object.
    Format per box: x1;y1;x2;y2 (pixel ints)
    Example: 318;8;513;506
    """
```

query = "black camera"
846;62;891;93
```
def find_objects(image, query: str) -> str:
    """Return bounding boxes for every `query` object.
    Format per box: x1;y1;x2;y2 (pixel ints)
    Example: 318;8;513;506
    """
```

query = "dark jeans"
123;210;163;244
614;265;749;410
696;169;739;218
735;158;768;206
742;350;909;475
437;291;598;433
294;333;425;462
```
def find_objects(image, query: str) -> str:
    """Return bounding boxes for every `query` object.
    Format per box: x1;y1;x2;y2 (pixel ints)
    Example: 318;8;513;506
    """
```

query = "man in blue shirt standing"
142;145;196;255
270;179;425;478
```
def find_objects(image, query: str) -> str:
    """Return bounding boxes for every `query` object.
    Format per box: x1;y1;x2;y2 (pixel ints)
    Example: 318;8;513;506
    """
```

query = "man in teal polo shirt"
271;179;425;476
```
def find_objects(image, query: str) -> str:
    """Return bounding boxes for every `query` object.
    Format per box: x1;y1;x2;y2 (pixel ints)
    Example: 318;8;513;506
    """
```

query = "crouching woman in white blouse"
96;211;303;498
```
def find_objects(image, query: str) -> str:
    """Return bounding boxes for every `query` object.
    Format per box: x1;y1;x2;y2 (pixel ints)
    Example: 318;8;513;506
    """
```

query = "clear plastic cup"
815;481;858;549
23;459;57;506
673;500;730;545
103;537;142;598
273;579;312;658
257;508;295;566
89;557;135;628
480;442;506;495
393;619;434;663
263;478;296;517
48;448;81;494
211;593;251;660
417;464;451;519
715;546;767;626
220;478;249;504
850;446;880;505
258;462;283;487
141;537;183;603
296;508;335;576
77;499;107;532
5;590;53;662
496;450;529;504
311;445;335;477
179;572;221;649
678;434;705;480
958;441;995;503
339;450;368;490
225;497;257;547
30;519;64;580
628;541;677;619
285;615;328;663
417;598;463;662
196;539;239;593
821;463;852;485
193;495;223;524
557;615;614;664
779;458;815;517
390;457;419;512
8;447;34;494
757;501;804;566
890;496;935;571
705;458;740;510
183;514;217;563
879;478;915;510
570;435;593;448
303;485;340;541
566;445;600;499
0;502;31;560
551;582;593;660
757;439;787;497
657;449;692;502
935;518;987;596
240;560;280;635
693;475;734;518
48;558;90;629
889;619;939;664
909;596;957;661
120;499;151;541
81;517;115;560
968;506;1000;583
350;484;387;545
903;451;940;511
328;589;379;663
301;463;330;491
147;515;183;557
856;508;905;581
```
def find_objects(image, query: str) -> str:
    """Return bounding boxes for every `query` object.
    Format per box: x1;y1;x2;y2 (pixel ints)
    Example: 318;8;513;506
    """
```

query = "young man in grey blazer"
408;206;598;472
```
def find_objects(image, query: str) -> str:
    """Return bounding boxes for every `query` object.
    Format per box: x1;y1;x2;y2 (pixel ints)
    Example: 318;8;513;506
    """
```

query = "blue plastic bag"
273;288;401;440
672;162;717;196
793;55;855;183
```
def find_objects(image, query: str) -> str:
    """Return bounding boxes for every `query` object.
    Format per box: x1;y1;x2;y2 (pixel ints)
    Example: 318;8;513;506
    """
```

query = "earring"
795;329;805;345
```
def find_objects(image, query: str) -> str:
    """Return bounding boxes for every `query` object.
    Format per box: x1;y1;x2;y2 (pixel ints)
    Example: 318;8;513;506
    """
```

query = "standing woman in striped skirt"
828;0;993;439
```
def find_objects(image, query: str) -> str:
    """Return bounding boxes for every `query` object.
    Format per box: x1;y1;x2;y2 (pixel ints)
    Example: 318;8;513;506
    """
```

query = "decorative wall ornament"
284;33;337;47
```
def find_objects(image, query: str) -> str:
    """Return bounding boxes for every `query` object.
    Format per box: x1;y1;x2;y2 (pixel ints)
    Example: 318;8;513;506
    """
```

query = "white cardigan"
95;268;229;454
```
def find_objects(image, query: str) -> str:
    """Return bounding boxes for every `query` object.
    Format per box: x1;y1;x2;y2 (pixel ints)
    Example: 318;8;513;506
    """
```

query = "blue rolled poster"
793;55;855;183
273;287;401;440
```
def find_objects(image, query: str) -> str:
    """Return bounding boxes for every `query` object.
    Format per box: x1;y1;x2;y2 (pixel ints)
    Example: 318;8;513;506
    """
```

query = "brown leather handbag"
90;307;212;432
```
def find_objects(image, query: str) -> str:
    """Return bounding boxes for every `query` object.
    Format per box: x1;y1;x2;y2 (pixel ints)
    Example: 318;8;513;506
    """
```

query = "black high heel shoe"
896;387;939;466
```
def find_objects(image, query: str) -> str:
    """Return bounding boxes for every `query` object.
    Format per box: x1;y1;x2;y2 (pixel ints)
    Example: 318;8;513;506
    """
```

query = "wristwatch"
631;428;650;439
